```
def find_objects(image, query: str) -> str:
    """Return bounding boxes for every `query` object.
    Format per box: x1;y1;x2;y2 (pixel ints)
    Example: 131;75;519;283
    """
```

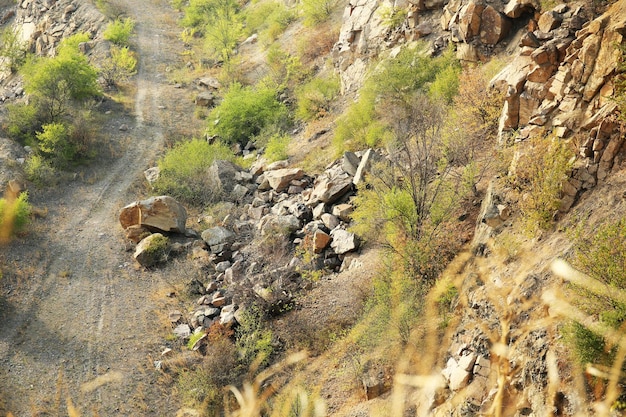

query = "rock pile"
121;151;380;340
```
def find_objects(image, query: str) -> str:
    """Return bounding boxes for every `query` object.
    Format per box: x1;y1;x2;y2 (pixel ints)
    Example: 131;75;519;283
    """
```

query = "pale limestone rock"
330;229;360;254
264;168;304;192
120;196;187;233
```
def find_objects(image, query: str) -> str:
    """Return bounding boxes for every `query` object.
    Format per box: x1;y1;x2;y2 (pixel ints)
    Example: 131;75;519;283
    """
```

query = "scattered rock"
330;229;360;255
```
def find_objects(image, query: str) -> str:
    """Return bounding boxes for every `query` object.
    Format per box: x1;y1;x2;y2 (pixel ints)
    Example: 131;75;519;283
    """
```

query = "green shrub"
24;154;56;186
263;133;290;162
204;10;243;61
180;0;239;29
378;5;408;28
99;45;138;87
333;44;460;154
36;122;75;165
429;63;461;104
236;306;274;370
295;73;340;121
301;0;337;26
5;102;40;143
332;91;388;153
245;0;295;43
206;83;288;146
563;321;609;366
264;44;308;89
154;138;237;205
513;135;574;234
0;192;31;237
103;17;135;46
563;219;626;367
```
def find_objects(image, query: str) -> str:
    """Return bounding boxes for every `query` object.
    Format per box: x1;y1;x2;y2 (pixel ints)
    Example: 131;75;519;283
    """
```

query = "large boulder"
480;6;511;45
264;168;305;192
119;196;187;233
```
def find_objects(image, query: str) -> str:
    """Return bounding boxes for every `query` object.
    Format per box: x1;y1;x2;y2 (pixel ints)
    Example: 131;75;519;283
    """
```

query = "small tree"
352;94;474;280
0;27;26;73
21;33;100;122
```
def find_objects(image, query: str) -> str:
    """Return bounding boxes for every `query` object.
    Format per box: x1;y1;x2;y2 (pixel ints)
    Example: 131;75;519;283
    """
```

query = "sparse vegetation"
565;219;626;368
263;132;290;162
511;134;574;234
295;73;340;121
301;0;337;26
244;0;296;45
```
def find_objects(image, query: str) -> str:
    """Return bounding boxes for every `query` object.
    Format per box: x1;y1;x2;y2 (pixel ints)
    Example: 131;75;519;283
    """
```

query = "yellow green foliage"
512;135;574;234
0;192;31;239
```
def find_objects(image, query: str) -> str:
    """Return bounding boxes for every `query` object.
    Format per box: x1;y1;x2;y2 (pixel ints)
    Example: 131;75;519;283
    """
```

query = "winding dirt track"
0;1;197;415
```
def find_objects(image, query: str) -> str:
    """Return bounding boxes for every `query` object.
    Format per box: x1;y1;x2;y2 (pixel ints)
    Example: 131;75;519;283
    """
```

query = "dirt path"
0;1;200;415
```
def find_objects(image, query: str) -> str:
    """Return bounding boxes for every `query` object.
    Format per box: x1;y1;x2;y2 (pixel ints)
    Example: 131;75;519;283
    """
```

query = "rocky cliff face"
335;0;626;213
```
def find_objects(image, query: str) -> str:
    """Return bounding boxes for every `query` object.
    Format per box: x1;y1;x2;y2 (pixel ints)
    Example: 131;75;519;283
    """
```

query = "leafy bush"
512;135;574;234
0;192;31;237
295;73;340;121
154;138;236;205
99;46;138;87
37;122;75;165
378;5;408;28
264;44;309;89
103;17;135;46
429;63;461;104
180;0;239;29
204;9;243;61
24;154;56;186
244;0;295;44
301;0;337;26
206;83;288;146
263;133;290;162
333;44;460;154
5;102;40;144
